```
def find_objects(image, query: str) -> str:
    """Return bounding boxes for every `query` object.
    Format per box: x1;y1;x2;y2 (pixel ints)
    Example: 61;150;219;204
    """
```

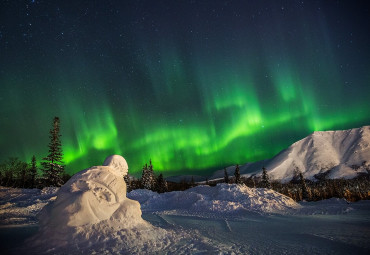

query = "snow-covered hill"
210;126;370;182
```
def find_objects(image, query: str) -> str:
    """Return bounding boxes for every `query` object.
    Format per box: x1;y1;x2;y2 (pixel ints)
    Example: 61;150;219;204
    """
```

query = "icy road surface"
142;210;370;254
2;210;369;255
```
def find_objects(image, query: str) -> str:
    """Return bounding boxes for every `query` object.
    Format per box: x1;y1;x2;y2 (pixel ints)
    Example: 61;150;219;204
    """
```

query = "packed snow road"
142;211;370;254
1;210;369;255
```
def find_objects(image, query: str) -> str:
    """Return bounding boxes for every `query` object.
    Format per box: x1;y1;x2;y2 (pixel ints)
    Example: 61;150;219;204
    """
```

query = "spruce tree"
190;176;195;187
124;173;131;192
41;117;65;187
3;158;15;187
141;160;155;190
155;173;168;193
29;155;38;188
261;167;271;189
224;168;229;183
299;171;311;200
234;164;241;184
141;164;149;189
149;160;157;190
5;157;29;188
19;163;27;188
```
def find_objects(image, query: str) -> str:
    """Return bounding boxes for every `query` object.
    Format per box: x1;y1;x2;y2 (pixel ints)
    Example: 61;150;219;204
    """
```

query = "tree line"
0;117;68;189
213;165;370;202
124;159;168;193
123;160;369;202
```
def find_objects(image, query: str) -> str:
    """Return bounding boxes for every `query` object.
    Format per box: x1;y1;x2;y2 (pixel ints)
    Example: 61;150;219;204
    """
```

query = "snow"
266;126;370;181
209;126;370;182
22;155;178;254
1;175;370;254
296;198;356;215
0;151;370;254
102;154;129;177
128;183;301;217
0;187;58;226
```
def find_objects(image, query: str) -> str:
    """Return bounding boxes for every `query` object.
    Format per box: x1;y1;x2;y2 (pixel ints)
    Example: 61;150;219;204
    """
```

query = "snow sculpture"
28;155;168;253
39;155;142;228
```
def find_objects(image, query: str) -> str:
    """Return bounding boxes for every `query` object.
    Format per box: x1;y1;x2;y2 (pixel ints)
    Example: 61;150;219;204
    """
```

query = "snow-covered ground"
1;185;370;254
0;186;58;226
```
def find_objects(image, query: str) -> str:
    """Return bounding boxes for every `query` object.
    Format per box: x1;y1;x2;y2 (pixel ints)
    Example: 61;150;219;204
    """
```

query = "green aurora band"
4;55;368;177
0;1;369;176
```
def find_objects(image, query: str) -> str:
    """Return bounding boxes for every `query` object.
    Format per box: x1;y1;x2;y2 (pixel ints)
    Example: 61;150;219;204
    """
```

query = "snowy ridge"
210;126;370;182
267;126;370;181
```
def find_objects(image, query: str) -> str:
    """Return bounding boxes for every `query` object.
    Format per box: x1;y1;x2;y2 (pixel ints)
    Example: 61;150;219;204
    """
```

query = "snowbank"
128;183;301;217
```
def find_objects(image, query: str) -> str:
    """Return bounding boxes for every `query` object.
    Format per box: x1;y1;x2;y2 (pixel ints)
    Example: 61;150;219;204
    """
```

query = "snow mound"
128;183;301;217
25;155;175;254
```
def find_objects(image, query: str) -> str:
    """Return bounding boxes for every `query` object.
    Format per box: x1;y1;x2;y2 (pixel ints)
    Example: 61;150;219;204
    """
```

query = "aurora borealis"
0;1;369;176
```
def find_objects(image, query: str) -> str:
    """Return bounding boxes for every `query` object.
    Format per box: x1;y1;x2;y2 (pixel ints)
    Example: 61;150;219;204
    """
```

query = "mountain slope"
210;126;370;182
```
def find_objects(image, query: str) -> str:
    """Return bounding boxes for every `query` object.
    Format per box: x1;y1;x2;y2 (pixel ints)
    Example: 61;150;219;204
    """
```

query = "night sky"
1;1;369;176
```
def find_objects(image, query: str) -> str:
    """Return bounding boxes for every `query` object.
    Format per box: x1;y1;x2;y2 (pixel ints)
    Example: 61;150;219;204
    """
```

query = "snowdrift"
128;183;301;217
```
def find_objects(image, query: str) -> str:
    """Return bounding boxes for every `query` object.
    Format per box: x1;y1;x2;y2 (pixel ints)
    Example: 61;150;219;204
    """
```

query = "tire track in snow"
224;219;232;232
155;213;175;227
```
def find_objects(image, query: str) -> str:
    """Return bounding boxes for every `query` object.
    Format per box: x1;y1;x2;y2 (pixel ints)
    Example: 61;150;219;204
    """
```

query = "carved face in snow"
43;155;140;227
